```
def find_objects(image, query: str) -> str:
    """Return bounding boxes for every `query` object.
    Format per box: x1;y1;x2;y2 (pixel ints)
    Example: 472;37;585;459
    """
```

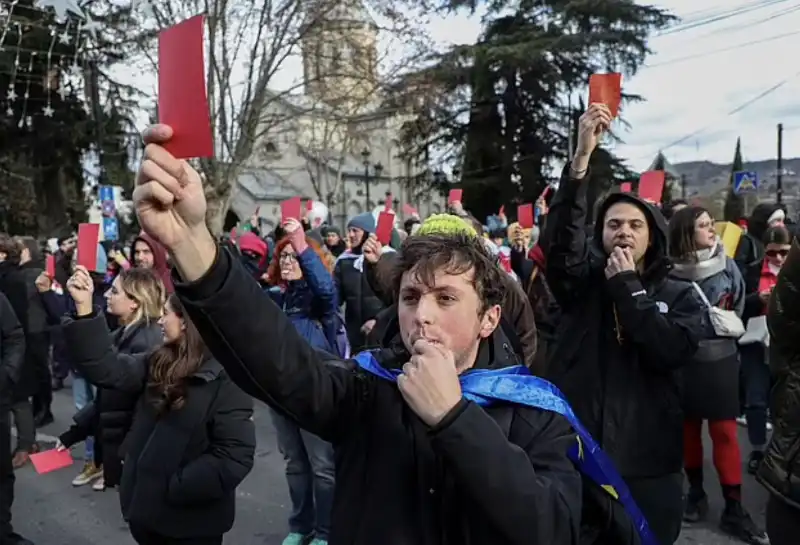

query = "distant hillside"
669;157;800;217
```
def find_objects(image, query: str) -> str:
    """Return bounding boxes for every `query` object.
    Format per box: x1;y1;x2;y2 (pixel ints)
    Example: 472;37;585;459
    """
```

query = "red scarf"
758;259;779;314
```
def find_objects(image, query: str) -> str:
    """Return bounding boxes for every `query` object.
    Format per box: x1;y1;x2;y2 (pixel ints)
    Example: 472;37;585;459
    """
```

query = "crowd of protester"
2;108;800;545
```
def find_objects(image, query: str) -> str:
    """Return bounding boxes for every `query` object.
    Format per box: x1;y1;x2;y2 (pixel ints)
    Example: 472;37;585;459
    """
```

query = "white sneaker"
92;476;105;491
736;416;748;427
72;463;102;486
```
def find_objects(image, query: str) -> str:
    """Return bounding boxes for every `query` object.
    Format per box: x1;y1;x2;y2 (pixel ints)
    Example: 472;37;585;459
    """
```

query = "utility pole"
777;123;783;204
681;174;687;199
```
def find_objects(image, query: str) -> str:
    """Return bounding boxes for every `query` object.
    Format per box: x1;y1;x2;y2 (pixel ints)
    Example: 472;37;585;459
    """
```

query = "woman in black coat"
56;266;164;490
61;267;256;545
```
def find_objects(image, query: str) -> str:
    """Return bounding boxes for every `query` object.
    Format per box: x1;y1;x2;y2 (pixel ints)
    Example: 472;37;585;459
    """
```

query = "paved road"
10;385;770;544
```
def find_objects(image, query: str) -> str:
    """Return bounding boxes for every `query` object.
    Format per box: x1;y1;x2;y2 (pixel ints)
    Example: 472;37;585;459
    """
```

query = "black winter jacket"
62;312;255;539
334;253;385;350
758;239;800;508
60;316;162;486
175;247;582;545
544;167;704;479
0;291;25;408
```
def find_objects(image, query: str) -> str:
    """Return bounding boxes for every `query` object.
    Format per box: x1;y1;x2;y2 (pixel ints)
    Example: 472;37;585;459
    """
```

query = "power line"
705;3;800;36
641;70;800;158
656;0;791;37
646;29;800;68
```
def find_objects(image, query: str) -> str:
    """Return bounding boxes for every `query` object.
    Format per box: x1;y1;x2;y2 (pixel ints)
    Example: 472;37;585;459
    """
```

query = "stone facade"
230;0;444;231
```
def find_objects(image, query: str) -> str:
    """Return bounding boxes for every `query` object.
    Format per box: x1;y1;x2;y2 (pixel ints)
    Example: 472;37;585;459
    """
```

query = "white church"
227;0;446;231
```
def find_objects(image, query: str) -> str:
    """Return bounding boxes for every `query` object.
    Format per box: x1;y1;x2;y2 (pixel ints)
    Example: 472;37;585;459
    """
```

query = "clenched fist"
134;125;209;252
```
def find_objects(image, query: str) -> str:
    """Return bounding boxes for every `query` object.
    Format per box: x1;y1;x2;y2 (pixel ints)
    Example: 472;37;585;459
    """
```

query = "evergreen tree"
396;0;675;221
649;153;674;204
0;0;137;235
723;137;746;222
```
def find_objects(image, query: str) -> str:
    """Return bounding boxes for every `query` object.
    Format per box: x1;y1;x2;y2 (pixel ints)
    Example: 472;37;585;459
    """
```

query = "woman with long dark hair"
62;267;255;545
668;206;767;544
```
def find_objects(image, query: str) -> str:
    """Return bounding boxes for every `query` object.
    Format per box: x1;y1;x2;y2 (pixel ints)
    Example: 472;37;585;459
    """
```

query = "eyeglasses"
766;249;789;258
279;253;297;263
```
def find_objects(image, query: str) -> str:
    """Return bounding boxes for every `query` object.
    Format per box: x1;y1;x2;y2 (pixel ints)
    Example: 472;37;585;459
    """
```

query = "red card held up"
448;189;463;204
305;199;313;212
281;197;302;222
158;15;213;159
638;171;666;204
30;448;73;475
589;73;622;118
376;212;394;245
402;203;416;216
620;182;633;193
518;204;534;229
76;223;99;271
45;255;56;278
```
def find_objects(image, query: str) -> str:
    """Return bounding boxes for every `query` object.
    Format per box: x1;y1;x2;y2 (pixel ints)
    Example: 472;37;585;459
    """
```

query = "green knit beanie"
416;214;478;238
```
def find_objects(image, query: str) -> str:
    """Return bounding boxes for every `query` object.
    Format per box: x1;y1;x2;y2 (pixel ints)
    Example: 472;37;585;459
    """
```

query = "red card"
281;197;302;222
402;203;417;216
518;204;534;229
499;205;505;216
376;212;394;245
158;15;213;159
305;199;313;212
589;73;622;118
76;223;99;271
30;448;73;474
448;189;463;204
620;182;632;193
45;255;55;278
638;171;666;204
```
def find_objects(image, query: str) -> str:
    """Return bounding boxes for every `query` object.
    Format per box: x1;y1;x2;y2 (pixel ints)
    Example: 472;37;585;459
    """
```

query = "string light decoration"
0;0;98;128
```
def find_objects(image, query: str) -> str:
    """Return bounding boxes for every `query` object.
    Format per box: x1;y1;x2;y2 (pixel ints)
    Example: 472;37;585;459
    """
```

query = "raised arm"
62;312;149;392
174;246;365;442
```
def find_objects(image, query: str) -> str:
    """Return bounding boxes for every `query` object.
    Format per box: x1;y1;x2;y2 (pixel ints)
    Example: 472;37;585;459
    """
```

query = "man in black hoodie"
544;104;705;545
132;123;583;544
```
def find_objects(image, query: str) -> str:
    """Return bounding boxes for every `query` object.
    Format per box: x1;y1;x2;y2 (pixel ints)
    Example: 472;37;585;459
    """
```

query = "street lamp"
361;148;372;206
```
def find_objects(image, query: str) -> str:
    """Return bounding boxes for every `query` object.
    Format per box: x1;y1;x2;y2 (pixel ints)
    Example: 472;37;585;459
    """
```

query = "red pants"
683;419;741;485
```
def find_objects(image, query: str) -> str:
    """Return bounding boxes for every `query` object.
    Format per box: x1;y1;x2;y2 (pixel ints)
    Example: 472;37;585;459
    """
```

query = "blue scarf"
353;350;656;545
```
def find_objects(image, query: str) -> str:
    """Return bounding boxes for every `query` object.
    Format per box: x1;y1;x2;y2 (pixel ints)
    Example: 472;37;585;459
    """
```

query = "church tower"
301;0;379;110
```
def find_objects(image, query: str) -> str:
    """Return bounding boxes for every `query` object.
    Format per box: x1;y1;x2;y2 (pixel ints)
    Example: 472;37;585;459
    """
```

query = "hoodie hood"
129;232;174;293
592;192;670;283
749;203;785;241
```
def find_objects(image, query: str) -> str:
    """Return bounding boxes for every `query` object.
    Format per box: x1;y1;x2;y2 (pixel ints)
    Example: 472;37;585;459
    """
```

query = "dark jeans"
626;472;684;545
270;408;335;539
741;343;771;447
10;399;35;452
129;525;222;545
0;408;17;539
28;333;52;415
766;494;800;545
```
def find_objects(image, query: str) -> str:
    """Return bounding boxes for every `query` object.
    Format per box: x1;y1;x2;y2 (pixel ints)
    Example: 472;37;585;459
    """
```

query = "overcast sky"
125;0;800;172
